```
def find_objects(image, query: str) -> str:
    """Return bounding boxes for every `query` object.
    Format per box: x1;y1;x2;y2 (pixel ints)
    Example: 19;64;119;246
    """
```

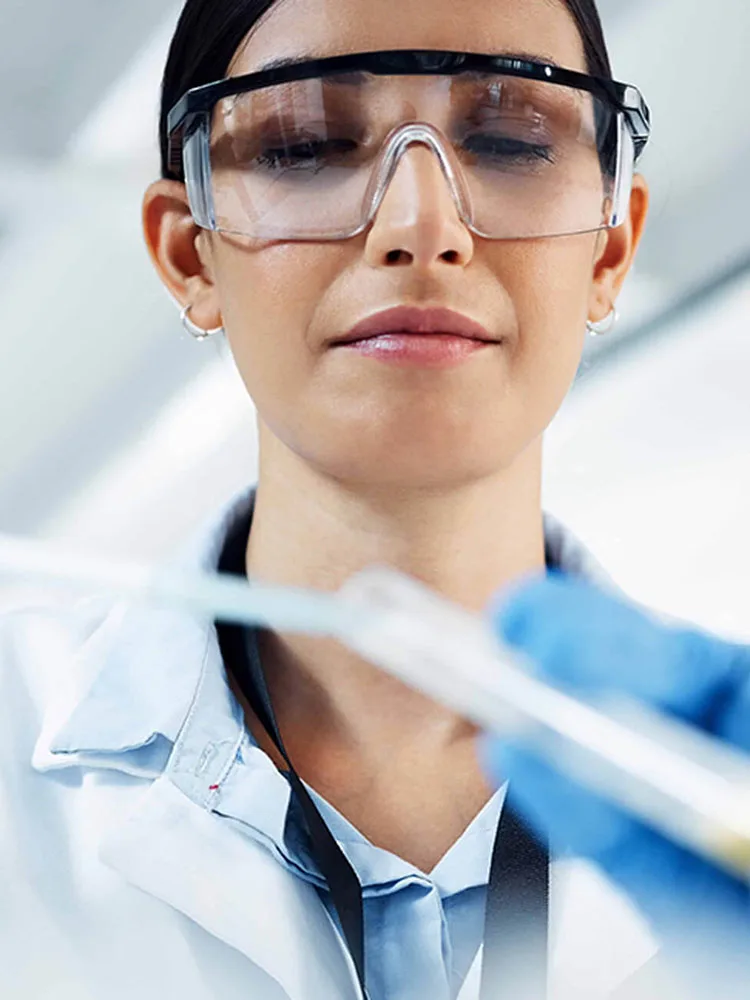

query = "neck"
244;430;546;761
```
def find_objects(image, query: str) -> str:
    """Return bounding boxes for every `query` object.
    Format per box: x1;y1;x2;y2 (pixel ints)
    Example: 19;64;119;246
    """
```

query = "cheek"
217;241;337;406
500;238;592;422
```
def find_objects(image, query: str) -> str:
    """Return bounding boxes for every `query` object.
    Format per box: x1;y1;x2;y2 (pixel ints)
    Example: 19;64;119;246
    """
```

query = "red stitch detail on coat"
208;784;220;791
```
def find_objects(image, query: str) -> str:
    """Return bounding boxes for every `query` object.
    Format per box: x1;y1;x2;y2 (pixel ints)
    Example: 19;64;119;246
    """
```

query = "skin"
143;0;649;872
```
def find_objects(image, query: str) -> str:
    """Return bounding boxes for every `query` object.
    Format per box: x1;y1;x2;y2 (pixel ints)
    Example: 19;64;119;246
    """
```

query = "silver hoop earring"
180;304;224;342
587;306;619;338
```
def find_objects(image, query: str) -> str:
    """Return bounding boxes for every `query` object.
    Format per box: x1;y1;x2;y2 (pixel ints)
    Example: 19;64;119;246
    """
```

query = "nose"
363;143;474;271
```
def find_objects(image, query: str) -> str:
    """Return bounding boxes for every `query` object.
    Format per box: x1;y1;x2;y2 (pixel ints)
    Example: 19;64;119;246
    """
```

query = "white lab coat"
0;507;671;1000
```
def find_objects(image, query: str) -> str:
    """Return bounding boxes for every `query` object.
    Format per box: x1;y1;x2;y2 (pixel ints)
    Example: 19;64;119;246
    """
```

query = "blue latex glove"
482;573;750;997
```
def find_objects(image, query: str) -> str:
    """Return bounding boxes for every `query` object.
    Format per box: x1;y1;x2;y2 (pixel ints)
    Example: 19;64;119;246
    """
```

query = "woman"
0;0;662;998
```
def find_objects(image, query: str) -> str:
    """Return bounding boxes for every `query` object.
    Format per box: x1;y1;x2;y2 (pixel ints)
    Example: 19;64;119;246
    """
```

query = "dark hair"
159;0;613;180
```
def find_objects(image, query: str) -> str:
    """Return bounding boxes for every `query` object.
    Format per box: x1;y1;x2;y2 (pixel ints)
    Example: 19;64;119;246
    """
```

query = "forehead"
229;0;588;76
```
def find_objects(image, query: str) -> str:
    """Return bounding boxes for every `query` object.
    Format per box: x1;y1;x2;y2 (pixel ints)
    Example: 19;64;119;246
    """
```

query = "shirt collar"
32;488;256;776
33;487;612;779
210;739;510;896
308;780;509;895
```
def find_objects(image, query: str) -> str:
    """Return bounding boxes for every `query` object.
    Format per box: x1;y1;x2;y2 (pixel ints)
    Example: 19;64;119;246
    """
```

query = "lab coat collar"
99;772;364;1000
31;489;254;776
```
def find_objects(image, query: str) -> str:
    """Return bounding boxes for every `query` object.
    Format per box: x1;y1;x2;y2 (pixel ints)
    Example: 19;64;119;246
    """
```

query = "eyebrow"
252;49;564;75
255;54;320;73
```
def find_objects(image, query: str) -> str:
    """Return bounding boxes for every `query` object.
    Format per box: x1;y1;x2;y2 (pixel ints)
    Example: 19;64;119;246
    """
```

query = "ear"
589;174;650;324
142;180;223;331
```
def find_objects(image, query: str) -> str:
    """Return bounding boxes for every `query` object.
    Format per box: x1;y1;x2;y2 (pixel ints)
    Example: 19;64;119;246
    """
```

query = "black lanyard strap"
215;504;549;1000
481;802;549;1000
239;627;366;992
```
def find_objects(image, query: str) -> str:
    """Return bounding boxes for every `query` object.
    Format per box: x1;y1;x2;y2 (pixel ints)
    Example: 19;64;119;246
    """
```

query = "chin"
311;419;525;491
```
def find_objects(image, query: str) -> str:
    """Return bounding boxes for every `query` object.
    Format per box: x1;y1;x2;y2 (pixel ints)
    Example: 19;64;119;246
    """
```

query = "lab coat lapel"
455;859;659;1000
99;774;362;1000
549;858;659;999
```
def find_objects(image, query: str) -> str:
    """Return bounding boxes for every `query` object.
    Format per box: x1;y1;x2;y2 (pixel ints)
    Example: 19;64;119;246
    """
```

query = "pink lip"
330;306;500;368
339;332;490;367
335;306;497;345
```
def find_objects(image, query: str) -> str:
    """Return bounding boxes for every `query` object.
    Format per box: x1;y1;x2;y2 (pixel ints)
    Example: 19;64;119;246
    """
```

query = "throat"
225;624;495;872
314;745;496;874
248;692;493;872
229;663;493;871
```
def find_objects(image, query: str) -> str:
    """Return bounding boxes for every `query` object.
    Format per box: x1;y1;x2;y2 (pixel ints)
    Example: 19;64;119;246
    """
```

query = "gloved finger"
479;735;632;857
481;736;750;945
488;574;747;728
720;662;750;752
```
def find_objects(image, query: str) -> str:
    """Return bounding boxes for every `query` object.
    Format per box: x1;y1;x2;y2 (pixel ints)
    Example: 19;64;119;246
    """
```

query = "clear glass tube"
2;533;749;879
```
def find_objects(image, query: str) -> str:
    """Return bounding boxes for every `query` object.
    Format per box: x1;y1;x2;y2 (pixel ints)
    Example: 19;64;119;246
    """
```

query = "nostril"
383;247;462;266
385;248;412;265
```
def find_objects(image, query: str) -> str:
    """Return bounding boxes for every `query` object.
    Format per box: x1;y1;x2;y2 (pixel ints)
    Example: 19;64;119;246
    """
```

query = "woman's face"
145;0;648;491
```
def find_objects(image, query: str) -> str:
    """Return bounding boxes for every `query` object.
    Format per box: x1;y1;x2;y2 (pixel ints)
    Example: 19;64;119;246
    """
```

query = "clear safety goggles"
167;49;651;243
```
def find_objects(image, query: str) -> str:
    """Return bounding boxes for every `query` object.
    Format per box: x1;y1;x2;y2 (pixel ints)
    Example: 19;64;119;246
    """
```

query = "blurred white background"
0;0;748;639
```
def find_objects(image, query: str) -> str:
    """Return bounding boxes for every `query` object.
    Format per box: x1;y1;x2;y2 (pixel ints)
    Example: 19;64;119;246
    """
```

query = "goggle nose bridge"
360;122;475;234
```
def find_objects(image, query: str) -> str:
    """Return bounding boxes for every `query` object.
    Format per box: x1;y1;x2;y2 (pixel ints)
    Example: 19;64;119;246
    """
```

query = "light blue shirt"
222;731;504;1000
40;487;611;1000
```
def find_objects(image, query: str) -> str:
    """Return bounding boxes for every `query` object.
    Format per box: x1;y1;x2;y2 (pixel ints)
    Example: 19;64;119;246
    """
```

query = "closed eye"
461;133;556;167
256;137;359;172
